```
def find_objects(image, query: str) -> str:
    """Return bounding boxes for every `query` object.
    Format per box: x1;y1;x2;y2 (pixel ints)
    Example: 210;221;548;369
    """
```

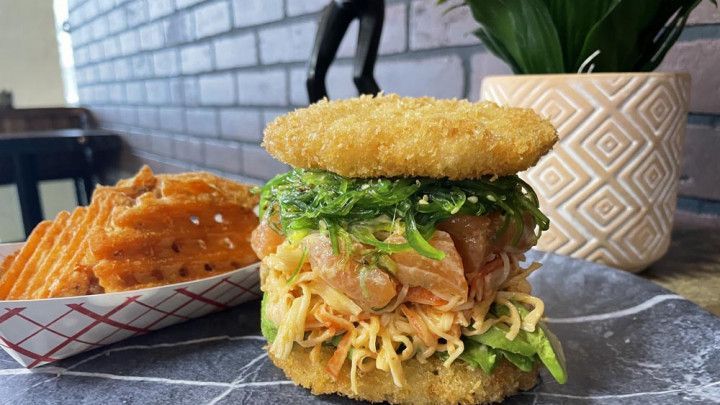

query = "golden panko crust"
269;345;538;405
263;94;557;179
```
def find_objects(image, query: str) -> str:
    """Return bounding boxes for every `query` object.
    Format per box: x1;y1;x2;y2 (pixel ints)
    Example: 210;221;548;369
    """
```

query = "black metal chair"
0;106;120;238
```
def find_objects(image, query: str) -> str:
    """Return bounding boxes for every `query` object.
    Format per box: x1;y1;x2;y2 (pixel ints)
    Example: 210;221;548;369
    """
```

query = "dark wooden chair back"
0;107;97;134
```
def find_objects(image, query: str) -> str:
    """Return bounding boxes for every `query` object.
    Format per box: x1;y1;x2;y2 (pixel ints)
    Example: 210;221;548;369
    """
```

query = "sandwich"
251;94;566;404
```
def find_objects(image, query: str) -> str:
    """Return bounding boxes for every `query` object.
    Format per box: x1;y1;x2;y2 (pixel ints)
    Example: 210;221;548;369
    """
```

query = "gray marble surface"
1;251;718;405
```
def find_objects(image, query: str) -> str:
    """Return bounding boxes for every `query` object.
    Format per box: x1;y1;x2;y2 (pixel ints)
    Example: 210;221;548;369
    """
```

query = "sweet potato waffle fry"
0;166;259;300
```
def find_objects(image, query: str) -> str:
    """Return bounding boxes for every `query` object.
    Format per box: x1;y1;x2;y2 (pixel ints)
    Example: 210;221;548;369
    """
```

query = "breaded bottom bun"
263;93;557;179
269;345;538;405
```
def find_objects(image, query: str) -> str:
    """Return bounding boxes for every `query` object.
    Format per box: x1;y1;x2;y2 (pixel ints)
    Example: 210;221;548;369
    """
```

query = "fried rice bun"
263;93;557;179
269;345;539;405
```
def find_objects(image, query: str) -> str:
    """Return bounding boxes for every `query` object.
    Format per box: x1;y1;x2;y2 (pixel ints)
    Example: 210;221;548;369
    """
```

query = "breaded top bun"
263;94;557;179
269;345;538;405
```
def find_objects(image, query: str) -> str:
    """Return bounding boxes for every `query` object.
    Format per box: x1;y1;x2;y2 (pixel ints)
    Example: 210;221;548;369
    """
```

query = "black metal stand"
307;0;384;103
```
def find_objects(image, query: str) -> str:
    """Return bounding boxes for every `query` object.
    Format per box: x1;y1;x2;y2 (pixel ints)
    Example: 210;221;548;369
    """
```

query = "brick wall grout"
76;43;493;81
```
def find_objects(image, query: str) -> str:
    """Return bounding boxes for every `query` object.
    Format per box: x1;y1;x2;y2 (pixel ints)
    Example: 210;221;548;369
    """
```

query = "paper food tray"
0;242;260;368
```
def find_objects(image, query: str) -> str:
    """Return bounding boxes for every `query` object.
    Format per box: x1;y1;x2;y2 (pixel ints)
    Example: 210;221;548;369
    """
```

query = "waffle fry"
0;221;52;299
6;213;71;300
0;252;17;281
16;207;88;299
92;206;258;292
0;166;259;300
42;192;125;299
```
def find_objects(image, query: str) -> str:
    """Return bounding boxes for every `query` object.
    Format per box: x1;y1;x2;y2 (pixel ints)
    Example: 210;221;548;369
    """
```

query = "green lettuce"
451;304;567;383
516;306;568;384
498;349;535;372
457;338;498;374
468;325;536;357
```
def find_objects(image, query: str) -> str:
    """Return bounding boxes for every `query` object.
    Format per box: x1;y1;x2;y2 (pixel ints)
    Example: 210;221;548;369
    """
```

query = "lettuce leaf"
456;304;567;383
515;305;568;384
498;349;535;372
525;322;567;384
458;338;498;374
468;325;536;357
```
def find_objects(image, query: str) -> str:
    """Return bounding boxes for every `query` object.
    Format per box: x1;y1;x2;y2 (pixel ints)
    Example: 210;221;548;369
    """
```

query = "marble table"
1;251;718;405
641;211;720;316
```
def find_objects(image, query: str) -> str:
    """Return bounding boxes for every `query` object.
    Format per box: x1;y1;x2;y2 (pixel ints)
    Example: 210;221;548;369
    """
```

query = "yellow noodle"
263;238;546;394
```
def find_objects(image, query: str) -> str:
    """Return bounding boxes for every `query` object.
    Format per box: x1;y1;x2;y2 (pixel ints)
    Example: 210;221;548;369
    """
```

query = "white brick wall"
139;21;165;50
236;69;286;106
232;0;283;28
148;0;174;20
152;49;179;76
258;20;317;64
688;1;720;25
410;0;478;50
194;1;231;39
204;139;243;172
659;39;720;114
214;32;257;68
286;0;326;16
185;108;218;136
180;43;213;74
219;108;262;142
199;72;236;105
69;0;720;198
377;55;464;98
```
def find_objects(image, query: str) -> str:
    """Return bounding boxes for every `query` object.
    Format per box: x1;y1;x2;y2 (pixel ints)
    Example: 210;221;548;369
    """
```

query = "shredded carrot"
400;304;435;346
326;332;353;380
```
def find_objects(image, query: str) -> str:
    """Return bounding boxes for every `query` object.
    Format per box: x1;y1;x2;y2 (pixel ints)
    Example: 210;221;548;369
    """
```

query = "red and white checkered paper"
0;243;260;368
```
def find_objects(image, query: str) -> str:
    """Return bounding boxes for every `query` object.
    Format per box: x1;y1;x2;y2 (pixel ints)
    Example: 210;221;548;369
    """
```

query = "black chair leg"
77;144;97;205
74;177;90;206
12;154;44;237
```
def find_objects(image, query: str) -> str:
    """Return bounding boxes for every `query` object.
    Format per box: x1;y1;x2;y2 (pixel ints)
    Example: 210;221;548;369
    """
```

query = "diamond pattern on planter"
482;73;690;271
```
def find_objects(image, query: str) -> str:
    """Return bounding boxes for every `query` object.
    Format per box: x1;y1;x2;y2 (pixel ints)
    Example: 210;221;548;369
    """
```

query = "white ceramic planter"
481;73;690;272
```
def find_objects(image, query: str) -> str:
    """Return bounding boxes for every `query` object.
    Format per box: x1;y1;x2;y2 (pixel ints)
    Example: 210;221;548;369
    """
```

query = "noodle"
262;238;546;393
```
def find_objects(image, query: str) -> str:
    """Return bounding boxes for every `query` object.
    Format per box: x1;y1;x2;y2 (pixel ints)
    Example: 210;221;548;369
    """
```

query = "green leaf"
634;0;702;71
286;247;307;285
445;0;712;72
578;0;702;72
350;225;410;253
404;209;445;260
259;169;546;261
516;304;568;384
473;28;523;74
541;0;620;72
499;350;536;372
468;325;536;357
524;323;568;384
464;0;564;73
458;339;499;374
260;293;278;343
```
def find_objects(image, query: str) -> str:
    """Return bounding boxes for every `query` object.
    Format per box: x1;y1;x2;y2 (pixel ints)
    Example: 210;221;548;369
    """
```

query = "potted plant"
441;0;716;272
